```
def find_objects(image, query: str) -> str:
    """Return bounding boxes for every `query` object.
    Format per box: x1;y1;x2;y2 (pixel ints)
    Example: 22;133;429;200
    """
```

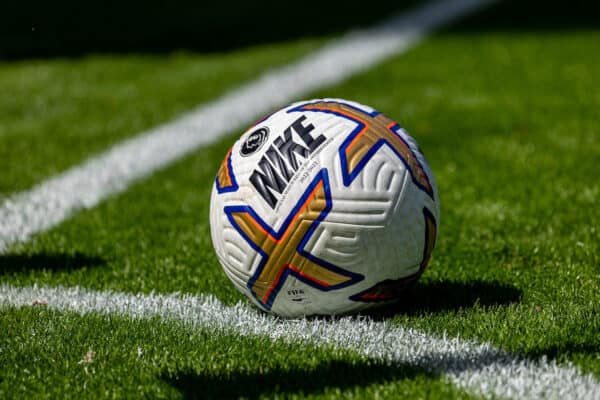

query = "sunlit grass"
1;22;598;400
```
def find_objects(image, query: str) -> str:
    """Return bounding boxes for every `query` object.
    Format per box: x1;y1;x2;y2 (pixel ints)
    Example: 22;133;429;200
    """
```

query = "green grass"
317;31;600;375
0;38;323;195
1;14;599;400
0;306;468;399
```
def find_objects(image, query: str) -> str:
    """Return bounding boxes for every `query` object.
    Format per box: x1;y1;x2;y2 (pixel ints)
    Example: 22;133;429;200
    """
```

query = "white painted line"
0;0;496;252
1;284;597;400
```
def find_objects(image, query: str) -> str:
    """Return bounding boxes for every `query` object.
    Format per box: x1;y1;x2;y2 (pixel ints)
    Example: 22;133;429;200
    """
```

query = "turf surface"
321;31;600;376
1;306;471;399
1;3;599;398
0;38;323;194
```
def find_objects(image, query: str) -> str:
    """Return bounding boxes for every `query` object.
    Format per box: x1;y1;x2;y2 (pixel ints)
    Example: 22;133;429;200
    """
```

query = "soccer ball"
210;99;439;317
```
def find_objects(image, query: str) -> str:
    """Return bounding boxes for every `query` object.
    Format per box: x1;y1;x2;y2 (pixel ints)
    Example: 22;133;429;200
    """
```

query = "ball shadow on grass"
362;279;522;319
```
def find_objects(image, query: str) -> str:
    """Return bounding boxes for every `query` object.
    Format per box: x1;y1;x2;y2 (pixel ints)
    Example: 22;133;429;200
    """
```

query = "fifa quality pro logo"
210;99;439;317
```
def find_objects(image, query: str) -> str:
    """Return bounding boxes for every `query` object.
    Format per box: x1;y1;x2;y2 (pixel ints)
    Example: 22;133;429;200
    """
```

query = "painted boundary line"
1;284;598;400
0;0;496;252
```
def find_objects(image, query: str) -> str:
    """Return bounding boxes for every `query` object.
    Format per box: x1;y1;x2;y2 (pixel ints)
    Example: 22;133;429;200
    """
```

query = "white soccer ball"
210;99;439;317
